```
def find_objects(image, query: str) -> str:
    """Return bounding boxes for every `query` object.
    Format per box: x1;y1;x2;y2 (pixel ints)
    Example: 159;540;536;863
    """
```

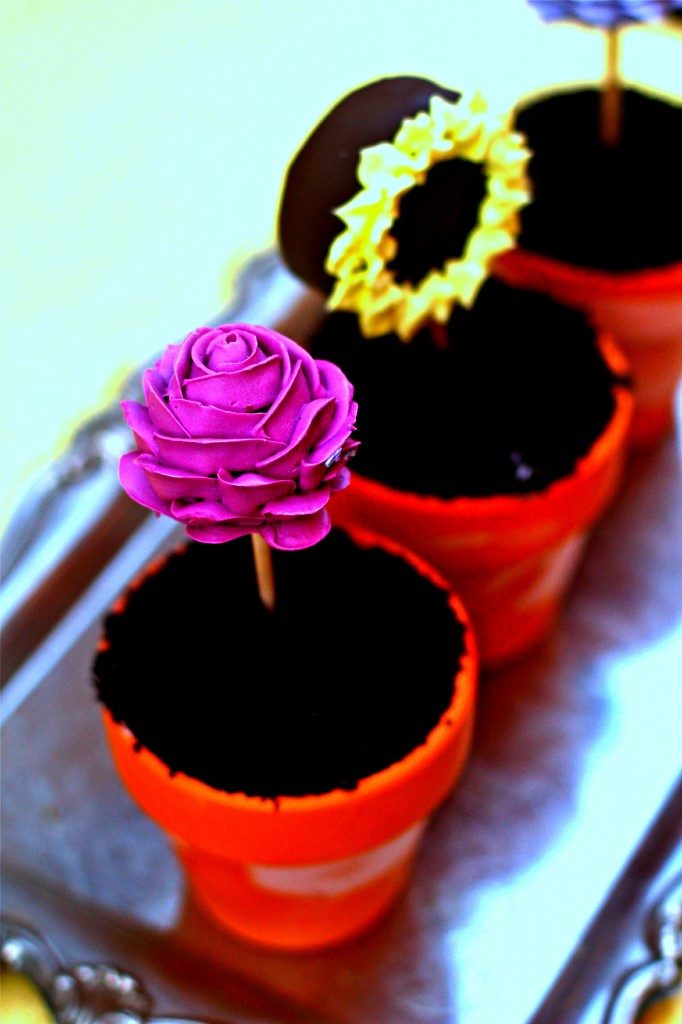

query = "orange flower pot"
99;532;478;951
494;250;682;449
331;336;632;668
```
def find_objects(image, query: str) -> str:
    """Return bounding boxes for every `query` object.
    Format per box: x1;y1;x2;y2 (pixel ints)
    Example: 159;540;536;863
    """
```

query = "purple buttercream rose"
120;323;358;550
527;0;677;26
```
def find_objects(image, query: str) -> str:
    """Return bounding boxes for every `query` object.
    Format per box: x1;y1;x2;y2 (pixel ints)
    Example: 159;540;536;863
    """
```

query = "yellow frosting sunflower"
325;91;532;341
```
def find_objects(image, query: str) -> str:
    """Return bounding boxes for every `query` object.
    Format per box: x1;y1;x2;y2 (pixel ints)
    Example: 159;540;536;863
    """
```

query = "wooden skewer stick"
251;533;276;612
429;321;449;350
600;28;623;149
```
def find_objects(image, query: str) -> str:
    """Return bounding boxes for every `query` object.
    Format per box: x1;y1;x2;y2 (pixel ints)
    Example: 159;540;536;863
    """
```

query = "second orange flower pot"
495;250;682;448
331;337;632;668
97;527;478;951
495;87;682;449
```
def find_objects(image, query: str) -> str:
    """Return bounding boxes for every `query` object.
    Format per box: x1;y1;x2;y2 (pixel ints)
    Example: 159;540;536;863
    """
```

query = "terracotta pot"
495;249;682;448
99;530;478;951
331;336;632;668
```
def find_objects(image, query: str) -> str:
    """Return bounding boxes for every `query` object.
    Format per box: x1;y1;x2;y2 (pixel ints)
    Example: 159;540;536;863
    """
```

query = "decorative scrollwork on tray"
0;917;215;1024
603;874;681;1023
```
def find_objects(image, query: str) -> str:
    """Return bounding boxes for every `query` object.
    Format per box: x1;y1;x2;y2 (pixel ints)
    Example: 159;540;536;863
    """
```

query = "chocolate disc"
278;76;463;294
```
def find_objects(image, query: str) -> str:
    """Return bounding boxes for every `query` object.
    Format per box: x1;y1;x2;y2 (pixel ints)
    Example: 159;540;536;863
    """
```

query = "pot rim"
101;523;478;817
500;86;682;292
333;329;632;524
496;247;682;298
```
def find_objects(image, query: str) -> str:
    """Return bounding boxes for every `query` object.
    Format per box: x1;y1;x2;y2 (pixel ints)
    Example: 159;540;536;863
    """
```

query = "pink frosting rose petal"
229;322;319;390
330;466;353;492
143;370;189;438
258;397;336;478
317;361;355;421
218;471;295;516
184;356;283;410
119;451;170;516
155;434;283;475
308;414;359;470
156;342;181;381
119;323;358;551
137;455;219;502
256;361;312;442
185;520;261;544
192;327;255;374
121;402;157;455
299;437;360;491
169;397;261;439
168;329;202;399
263;509;331;550
263;487;331;517
170;498;242;523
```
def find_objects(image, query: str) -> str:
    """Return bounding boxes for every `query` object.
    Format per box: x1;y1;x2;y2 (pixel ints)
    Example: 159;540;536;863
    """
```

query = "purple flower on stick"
120;324;358;551
527;0;681;144
527;0;678;28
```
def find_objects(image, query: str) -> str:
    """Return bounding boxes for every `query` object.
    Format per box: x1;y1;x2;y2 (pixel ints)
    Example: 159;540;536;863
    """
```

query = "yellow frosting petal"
323;89;532;342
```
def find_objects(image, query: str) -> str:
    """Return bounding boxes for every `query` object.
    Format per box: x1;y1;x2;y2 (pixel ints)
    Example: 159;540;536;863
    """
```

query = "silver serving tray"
2;253;681;1024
